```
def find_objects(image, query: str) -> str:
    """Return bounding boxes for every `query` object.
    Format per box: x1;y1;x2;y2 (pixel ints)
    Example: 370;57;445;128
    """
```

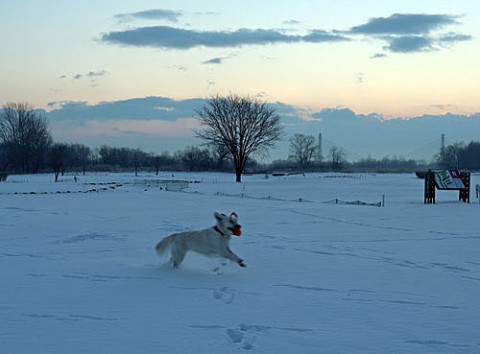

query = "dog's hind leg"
171;244;187;268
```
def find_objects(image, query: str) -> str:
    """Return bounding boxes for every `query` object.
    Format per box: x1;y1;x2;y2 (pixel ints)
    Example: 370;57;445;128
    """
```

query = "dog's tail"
155;234;177;255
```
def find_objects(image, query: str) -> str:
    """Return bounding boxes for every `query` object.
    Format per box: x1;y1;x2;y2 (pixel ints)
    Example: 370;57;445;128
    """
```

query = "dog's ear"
214;212;222;221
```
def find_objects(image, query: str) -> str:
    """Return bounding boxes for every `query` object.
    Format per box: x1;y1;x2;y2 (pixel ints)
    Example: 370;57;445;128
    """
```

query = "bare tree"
176;146;212;171
209;142;231;170
0;143;8;171
152;154;162;175
196;94;283;182
132;149;143;176
152;151;173;175
329;146;346;171
436;142;463;169
0;102;52;173
67;143;92;175
289;133;317;170
49;143;68;182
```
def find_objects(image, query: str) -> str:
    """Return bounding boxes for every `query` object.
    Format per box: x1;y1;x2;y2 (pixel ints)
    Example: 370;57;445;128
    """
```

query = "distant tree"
0;143;8;171
196;94;283;182
152;154;162;175
132;148;144;176
209;143;231;170
152;151;174;174
329;146;346;171
49;143;68;182
462;141;480;170
178;146;197;171
67;143;91;175
176;146;212;171
353;156;419;172
436;142;463;169
269;158;297;172
436;141;480;171
289;133;317;170
0;102;52;173
97;145;148;173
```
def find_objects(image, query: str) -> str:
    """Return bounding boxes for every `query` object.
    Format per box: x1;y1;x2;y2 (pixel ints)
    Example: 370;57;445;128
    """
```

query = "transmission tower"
441;133;445;155
318;133;323;162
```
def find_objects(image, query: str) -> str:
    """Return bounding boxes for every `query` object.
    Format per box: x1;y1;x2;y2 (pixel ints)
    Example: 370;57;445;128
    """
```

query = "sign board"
434;170;465;190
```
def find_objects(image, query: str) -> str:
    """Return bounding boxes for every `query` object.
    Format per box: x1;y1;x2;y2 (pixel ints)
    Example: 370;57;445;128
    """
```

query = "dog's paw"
238;260;246;267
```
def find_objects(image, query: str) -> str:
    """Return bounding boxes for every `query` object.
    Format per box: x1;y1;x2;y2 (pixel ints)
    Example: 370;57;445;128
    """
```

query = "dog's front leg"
222;247;246;267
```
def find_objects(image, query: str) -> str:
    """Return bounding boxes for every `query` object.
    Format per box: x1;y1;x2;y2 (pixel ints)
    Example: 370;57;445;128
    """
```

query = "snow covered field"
1;172;480;353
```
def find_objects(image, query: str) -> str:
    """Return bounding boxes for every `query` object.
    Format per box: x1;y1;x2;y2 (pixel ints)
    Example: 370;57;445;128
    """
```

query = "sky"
1;1;480;161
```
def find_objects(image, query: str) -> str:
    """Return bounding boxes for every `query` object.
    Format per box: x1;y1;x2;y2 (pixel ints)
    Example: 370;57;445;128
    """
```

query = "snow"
1;172;480;353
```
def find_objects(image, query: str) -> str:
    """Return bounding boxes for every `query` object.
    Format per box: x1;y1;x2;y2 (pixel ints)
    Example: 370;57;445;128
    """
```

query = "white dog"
155;212;246;268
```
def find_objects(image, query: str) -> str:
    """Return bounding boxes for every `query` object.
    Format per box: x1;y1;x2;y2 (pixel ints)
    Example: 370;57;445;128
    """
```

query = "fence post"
424;170;435;204
459;172;470;203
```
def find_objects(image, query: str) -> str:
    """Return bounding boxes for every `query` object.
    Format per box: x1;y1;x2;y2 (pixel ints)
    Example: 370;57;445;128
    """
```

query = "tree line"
436;141;480;171
1;100;479;182
0;98;276;182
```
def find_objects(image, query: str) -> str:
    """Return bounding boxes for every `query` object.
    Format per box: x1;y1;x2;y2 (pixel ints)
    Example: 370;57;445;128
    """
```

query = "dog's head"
214;212;242;237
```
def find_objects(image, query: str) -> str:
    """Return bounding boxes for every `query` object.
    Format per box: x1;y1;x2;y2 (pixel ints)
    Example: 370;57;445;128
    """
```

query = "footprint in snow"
226;326;257;350
212;287;235;304
211;260;228;275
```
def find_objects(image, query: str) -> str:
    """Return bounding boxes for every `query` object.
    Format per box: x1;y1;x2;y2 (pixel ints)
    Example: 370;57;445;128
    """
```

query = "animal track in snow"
226;323;314;350
212;287;236;304
226;325;257;350
211;263;225;275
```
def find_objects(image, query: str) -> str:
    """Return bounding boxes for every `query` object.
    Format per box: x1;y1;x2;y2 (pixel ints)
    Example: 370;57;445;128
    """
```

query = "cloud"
63;70;108;82
87;70;107;78
114;9;182;22
312;107;373;122
45;96;205;123
288;108;480;161
350;13;457;35
385;35;433;53
348;13;471;54
283;19;301;25
438;32;472;44
46;96;204;152
356;73;365;84
202;57;224;65
101;26;349;49
50;118;202;153
382;32;471;53
100;12;470;55
371;53;387;59
56;118;199;138
42;97;480;161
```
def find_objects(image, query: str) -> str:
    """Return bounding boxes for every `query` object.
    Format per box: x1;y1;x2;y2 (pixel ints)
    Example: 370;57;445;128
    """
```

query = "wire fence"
133;179;189;192
174;189;384;207
1;176;384;207
213;191;314;203
323;198;383;207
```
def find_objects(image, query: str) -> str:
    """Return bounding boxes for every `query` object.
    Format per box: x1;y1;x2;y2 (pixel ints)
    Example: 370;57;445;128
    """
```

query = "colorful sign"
434;170;465;190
